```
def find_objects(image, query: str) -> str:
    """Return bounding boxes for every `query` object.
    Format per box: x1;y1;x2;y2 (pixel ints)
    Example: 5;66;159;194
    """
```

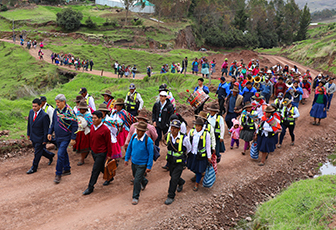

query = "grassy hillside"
0;5;192;48
252;175;336;229
257;23;336;75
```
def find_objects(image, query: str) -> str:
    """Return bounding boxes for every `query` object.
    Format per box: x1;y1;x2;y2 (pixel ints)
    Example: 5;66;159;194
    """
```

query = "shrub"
1;5;8;11
132;19;143;26
56;8;83;31
85;17;96;28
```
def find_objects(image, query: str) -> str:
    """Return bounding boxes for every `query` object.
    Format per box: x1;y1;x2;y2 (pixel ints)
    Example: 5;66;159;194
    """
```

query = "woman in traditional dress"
187;118;212;191
73;100;92;166
101;90;115;112
110;98;136;149
255;106;281;166
300;76;311;104
310;88;328;126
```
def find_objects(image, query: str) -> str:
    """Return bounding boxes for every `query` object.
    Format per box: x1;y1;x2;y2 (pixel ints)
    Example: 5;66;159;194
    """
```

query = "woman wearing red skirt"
74;100;93;166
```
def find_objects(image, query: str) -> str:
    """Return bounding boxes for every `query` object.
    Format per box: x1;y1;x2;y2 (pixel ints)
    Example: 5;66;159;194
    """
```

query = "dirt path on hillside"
0;39;147;79
0;50;329;229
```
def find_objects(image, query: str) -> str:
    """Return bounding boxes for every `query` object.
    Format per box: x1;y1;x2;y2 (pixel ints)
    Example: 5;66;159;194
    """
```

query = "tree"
232;8;248;31
120;0;145;26
85;17;96;28
56;8;83;31
296;4;311;41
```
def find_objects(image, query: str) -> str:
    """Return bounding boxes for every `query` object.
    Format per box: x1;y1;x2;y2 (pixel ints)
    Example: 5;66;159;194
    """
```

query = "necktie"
33;112;37;122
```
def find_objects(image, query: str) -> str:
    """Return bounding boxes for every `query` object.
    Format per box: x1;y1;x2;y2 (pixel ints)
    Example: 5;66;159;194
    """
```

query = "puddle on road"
314;161;336;178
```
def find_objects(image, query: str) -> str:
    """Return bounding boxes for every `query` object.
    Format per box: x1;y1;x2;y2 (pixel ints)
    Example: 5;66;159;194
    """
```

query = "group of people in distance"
25;56;334;206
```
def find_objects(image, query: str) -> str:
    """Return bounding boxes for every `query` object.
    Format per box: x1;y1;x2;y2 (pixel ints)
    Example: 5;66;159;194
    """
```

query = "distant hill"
295;0;335;12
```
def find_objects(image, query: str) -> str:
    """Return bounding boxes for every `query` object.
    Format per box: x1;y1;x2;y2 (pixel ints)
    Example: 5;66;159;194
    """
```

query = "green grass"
252;175;336;229
0;41;59;99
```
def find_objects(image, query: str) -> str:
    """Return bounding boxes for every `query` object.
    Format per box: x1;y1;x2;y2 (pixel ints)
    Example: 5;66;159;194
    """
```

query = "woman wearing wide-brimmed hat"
73;100;93;166
111;98;137;148
255;106;281;166
101;90;115;112
239;102;257;155
73;95;84;115
187;118;212;191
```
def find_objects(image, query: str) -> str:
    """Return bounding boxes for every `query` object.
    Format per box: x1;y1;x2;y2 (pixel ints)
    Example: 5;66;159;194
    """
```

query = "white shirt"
207;114;225;139
261;121;273;137
188;127;211;158
114;62;119;68
42;103;54;127
34;108;42;118
284;106;300;119
125;90;144;110
170;132;192;153
93;122;103;131
136;133;146;141
85;94;96;111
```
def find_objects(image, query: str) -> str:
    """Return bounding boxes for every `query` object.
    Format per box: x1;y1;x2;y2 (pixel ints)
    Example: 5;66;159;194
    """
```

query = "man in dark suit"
27;98;55;174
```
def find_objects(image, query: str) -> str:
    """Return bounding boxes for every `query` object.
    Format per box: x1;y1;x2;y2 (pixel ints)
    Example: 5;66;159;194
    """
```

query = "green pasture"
250;175;336;229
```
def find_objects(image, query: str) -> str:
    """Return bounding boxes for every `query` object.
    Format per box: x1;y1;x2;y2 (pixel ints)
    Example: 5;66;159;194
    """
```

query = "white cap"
267;70;272;74
159;91;167;97
318;73;322;77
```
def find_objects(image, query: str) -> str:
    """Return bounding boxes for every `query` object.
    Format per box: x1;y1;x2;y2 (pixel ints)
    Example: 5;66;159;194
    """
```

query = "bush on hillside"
56;8;83;31
103;18;119;27
132;19;143;26
1;5;8;11
85;17;96;28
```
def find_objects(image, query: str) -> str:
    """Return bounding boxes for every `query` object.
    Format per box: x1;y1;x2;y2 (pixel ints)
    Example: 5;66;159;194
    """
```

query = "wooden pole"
101;69;104;77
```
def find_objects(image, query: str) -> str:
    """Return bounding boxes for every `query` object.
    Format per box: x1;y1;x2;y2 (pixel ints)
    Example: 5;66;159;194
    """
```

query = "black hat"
194;118;204;126
170;119;181;128
40;96;47;102
198;78;204;82
220;76;225;81
79;87;87;94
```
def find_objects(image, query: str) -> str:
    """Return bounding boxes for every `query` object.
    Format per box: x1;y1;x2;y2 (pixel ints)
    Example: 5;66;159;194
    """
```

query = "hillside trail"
0;46;328;229
0;39;148;79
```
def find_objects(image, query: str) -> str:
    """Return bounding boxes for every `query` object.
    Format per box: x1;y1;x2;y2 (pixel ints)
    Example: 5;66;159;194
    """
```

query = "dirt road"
0;51;331;229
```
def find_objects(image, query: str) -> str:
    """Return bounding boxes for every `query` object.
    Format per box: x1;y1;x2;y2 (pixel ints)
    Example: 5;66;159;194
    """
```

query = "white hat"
159;91;167;97
267;70;272;74
318;73;322;77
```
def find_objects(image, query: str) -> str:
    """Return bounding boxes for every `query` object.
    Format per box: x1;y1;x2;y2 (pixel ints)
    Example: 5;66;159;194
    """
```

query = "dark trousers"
327;93;333;109
88;151;107;189
155;126;168;146
114;68;117;74
225;112;238;130
90;65;93;71
132;163;148;199
56;140;71;176
218;98;225;115
262;93;271;103
279;123;295;145
168;163;184;199
194;103;205;115
31;142;54;170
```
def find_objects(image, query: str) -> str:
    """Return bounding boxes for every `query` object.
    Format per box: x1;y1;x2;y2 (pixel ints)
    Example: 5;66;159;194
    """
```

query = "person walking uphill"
164;120;192;205
181;57;188;74
48;94;78;184
125;83;144;116
125;122;154;205
215;77;228;115
79;87;96;112
194;78;210;115
152;91;174;146
26;98;55;174
83;111;112;195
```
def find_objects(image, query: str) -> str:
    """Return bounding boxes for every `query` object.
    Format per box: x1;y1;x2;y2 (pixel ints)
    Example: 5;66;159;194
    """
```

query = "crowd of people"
25;56;334;206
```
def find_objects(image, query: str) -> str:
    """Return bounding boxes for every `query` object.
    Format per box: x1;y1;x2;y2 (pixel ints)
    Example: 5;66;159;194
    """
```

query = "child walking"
229;119;240;149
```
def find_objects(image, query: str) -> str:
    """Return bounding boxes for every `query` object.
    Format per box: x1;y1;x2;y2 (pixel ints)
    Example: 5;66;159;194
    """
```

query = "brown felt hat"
77;100;89;110
98;103;110;112
264;105;276;113
231;87;239;93
75;95;84;103
194;118;204;126
208;104;219;112
101;90;113;98
243;102;253;109
135;121;148;132
196;111;208;120
136;110;149;122
114;98;125;105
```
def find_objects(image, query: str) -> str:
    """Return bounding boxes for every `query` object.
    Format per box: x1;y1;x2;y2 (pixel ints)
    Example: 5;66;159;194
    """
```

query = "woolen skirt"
187;154;208;174
257;134;275;153
302;88;310;99
240;129;255;142
108;142;121;159
201;68;209;75
117;127;129;147
73;131;90;153
310;103;327;119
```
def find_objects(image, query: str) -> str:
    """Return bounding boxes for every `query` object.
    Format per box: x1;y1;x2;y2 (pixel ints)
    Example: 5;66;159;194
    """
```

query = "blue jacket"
194;85;210;94
27;109;50;144
240;87;257;102
125;133;154;169
260;82;273;95
48;106;78;142
216;82;228;98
